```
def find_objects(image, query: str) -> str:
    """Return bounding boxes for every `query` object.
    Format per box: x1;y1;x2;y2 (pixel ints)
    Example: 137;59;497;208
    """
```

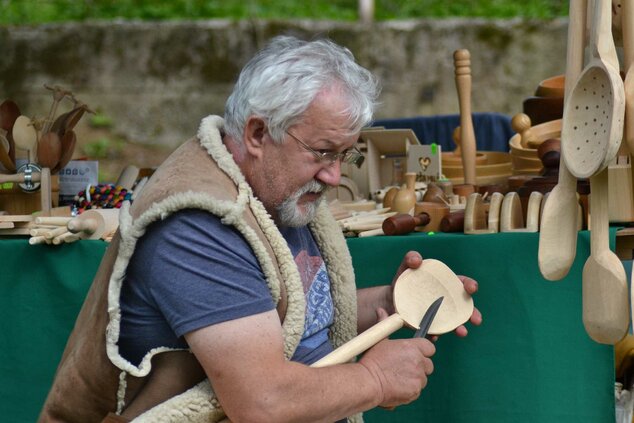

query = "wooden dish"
442;151;512;186
535;74;565;98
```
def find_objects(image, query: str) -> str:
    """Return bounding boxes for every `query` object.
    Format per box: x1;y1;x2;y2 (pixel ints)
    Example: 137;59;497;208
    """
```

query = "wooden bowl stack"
441;126;512;186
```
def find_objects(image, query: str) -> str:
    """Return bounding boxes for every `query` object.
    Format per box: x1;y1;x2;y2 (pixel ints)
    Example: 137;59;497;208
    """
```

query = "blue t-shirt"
119;208;336;366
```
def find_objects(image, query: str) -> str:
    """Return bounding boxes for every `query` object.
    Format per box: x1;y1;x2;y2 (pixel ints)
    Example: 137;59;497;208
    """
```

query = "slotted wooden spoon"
561;0;625;179
538;0;586;281
575;0;629;344
312;259;473;367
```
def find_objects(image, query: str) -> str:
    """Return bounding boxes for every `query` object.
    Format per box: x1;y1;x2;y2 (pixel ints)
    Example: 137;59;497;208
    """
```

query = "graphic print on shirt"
295;249;334;341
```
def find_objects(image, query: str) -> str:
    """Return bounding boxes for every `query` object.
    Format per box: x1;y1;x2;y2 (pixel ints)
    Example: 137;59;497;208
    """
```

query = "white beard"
277;180;327;227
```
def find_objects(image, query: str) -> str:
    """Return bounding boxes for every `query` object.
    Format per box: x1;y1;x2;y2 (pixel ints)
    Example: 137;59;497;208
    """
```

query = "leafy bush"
0;0;568;24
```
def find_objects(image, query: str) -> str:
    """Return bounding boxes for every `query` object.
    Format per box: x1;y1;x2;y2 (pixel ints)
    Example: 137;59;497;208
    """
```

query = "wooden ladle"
312;259;474;367
538;0;586;281
561;0;625;179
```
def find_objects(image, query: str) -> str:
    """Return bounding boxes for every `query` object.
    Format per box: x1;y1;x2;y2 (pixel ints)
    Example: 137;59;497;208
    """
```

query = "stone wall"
0;18;569;148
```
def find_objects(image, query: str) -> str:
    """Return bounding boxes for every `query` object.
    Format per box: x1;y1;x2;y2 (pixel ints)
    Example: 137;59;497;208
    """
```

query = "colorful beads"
72;183;133;214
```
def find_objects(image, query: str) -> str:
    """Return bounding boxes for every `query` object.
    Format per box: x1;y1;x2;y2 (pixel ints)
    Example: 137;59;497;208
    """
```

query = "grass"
0;0;569;24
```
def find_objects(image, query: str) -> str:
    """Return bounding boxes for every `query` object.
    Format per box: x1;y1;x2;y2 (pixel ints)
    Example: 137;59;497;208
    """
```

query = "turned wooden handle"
382;213;430;235
311;314;405;368
454;49;477;185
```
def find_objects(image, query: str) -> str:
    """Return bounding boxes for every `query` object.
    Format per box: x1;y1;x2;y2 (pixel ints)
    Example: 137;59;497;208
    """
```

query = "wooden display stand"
0;167;57;215
343;128;420;199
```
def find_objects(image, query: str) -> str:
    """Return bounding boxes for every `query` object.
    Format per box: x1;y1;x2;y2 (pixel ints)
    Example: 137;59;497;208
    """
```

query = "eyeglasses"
285;131;365;168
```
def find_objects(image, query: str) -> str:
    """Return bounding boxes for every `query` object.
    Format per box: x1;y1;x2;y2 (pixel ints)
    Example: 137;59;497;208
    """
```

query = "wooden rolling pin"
67;209;119;240
382;213;431;236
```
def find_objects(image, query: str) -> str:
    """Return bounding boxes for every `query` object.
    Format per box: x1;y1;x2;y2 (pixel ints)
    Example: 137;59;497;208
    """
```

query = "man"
40;35;480;423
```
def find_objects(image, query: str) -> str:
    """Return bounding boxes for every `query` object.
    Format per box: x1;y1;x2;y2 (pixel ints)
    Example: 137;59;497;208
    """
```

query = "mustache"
294;179;328;197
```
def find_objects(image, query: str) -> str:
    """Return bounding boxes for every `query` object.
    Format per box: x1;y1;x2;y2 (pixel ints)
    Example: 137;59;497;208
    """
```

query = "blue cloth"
372;112;514;153
119;209;335;366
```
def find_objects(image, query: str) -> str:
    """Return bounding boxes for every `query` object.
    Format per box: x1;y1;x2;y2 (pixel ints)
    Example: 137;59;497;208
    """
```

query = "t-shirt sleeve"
128;208;276;337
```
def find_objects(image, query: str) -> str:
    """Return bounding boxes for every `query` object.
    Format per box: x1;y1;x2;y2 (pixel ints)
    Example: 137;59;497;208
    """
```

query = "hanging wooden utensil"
51;105;87;138
0;133;16;172
561;0;625;179
37;132;62;169
538;0;586;281
0;99;20;132
52;130;76;174
453;49;477;185
311;259;474;367
583;169;629;344
12;115;38;163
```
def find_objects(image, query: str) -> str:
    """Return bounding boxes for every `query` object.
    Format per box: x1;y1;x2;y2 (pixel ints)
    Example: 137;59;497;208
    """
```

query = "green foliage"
0;0;569;24
82;136;124;159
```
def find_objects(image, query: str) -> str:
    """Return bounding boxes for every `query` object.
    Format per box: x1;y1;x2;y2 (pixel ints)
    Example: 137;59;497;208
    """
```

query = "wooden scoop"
582;169;629;344
37;132;62;169
12;115;38;163
538;0;586;281
312;259;474;367
561;0;625;179
52;130;76;174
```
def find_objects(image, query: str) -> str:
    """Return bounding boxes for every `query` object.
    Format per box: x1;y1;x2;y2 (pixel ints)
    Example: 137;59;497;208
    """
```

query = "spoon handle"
311;314;404;368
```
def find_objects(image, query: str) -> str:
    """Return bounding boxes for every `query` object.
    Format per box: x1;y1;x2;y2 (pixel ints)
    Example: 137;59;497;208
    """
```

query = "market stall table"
0;231;616;422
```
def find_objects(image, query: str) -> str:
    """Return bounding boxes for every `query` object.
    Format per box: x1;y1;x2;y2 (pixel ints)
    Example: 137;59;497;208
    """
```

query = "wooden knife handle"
440;210;465;233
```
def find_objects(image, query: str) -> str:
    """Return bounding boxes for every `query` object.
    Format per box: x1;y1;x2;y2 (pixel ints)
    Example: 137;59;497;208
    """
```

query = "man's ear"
243;116;268;159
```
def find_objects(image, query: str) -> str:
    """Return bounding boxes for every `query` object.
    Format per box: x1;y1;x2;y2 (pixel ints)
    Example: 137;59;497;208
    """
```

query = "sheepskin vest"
39;116;360;423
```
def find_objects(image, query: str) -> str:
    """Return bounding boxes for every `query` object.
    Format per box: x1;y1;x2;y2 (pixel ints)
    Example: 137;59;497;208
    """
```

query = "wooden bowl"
535;74;565;98
442;151;488;166
442;151;512;186
509;119;561;174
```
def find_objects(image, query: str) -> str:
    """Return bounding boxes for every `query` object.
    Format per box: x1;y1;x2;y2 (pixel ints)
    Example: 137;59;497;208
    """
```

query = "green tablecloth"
0;232;616;422
348;231;615;423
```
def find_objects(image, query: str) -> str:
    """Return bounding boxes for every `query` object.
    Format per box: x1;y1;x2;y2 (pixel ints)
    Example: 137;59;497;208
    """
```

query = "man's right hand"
357;337;435;409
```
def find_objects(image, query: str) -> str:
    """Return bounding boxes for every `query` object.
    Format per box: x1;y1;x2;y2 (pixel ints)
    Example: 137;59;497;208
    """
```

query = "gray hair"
224;35;380;143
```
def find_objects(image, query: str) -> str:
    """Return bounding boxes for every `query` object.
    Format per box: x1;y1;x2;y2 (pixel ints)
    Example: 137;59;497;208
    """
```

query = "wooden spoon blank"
582;169;629;344
52;130;76;174
37;132;62;169
538;0;586;281
312;259;473;367
12;115;38;162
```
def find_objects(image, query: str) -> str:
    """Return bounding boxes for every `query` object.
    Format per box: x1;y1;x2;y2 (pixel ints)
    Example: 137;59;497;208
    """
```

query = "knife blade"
413;296;444;338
